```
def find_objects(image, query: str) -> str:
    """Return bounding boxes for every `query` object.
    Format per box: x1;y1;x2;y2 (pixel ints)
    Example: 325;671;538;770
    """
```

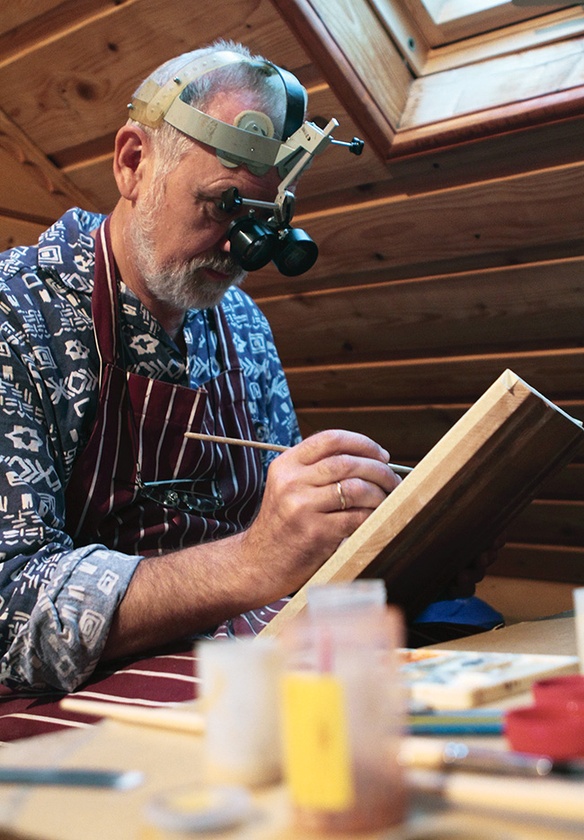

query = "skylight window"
280;0;584;160
421;0;510;24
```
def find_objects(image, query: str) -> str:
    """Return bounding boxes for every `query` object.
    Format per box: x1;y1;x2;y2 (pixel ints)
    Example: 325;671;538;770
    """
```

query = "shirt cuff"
0;546;142;692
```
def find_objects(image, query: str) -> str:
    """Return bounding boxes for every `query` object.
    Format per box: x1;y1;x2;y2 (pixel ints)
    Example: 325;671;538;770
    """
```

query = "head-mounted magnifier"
129;49;364;276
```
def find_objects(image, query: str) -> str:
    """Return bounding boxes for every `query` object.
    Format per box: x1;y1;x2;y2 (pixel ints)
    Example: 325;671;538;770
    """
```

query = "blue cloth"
0;209;301;691
414;596;504;630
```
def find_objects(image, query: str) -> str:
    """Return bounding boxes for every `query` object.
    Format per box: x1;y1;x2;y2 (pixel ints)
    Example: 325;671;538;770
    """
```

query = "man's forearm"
100;530;270;660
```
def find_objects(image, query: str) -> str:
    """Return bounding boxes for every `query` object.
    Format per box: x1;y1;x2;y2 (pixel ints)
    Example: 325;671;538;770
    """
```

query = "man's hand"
240;429;402;604
102;429;400;660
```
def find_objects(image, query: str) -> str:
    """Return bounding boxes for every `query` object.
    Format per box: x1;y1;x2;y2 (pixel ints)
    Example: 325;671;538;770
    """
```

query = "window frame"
373;0;584;75
389;0;579;51
273;0;584;161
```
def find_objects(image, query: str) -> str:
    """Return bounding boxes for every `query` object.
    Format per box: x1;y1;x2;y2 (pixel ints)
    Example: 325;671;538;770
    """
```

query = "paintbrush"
401;737;584;778
183;431;414;475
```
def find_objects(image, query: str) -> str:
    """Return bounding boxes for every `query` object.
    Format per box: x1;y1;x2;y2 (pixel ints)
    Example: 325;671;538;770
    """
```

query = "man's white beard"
128;188;247;311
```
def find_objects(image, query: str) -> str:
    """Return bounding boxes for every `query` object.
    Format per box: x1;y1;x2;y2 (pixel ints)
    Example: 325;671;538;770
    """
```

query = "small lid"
505;705;584;760
144;784;252;834
533;674;584;712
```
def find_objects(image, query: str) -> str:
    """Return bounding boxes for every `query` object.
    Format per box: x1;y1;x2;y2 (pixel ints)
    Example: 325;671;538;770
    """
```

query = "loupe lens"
273;228;318;276
228;217;277;271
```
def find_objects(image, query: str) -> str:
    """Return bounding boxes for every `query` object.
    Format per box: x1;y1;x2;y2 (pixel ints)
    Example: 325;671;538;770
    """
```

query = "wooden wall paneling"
508;499;584;548
60;149;118;216
539;463;584;501
258;258;584;366
300;161;584;277
0;145;72;222
296;404;467;462
0;0;301;158
379;116;584;197
247;240;584;301
0;215;47;253
0;108;94;222
0;0;67;37
493;544;584;584
246;159;584;297
294;400;584;464
285;350;584;407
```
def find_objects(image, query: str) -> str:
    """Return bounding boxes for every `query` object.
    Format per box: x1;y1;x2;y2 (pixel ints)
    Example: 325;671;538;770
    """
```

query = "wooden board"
246;159;584;295
259;369;584;635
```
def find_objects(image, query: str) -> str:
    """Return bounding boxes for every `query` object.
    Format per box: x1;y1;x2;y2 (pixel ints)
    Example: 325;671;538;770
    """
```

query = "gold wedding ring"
336;480;347;511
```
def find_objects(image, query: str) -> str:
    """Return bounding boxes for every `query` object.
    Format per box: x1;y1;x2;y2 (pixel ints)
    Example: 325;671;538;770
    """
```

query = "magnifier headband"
128;50;308;176
129;49;364;276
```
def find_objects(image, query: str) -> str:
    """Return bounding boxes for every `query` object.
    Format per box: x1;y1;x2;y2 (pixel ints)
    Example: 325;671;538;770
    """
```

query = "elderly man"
0;40;495;693
0;40;406;692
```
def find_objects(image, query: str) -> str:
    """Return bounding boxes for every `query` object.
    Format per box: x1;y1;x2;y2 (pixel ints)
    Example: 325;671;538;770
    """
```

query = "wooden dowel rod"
183;431;414;474
60;697;205;734
184;431;288;452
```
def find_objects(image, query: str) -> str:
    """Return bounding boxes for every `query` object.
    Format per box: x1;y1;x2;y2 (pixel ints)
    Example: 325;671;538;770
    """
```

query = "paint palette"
398;648;579;709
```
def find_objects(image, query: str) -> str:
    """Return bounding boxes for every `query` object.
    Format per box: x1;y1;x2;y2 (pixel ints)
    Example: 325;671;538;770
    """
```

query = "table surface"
0;614;581;840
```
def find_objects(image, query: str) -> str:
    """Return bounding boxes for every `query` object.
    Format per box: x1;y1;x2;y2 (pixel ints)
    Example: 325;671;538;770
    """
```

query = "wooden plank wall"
0;0;583;587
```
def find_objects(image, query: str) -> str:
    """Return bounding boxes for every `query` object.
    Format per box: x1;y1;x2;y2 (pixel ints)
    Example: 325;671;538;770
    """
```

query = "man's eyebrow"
193;190;235;213
194;190;220;204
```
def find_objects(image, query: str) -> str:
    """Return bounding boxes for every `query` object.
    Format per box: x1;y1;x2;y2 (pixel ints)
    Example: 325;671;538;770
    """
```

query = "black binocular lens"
273;228;318;277
228;217;278;271
228;216;318;276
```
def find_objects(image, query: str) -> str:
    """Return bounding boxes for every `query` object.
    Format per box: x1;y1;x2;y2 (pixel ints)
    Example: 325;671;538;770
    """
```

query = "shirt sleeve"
0;280;141;692
1;545;140;692
220;289;302;475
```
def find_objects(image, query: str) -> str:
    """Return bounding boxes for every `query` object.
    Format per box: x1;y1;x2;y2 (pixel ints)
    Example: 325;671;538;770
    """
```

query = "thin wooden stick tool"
183;431;414;474
60;697;205;734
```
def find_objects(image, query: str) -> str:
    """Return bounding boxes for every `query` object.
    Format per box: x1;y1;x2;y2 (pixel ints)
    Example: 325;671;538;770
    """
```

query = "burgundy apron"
65;217;263;556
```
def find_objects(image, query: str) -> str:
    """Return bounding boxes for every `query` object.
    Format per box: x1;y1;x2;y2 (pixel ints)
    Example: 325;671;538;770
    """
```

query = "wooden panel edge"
269;0;404;159
388;86;584;161
0;108;98;212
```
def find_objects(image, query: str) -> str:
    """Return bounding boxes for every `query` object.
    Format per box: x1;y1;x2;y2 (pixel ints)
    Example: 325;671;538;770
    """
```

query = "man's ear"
113;125;152;201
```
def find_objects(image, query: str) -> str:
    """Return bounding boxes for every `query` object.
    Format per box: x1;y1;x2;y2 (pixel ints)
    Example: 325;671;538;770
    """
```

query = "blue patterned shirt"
0;208;301;691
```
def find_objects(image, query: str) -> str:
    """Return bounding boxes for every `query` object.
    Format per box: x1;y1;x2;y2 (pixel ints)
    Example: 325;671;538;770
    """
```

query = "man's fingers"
294;429;390;467
329;476;395;513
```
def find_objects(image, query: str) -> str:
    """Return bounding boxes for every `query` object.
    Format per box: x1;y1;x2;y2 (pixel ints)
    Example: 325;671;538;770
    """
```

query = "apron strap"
92;216;120;375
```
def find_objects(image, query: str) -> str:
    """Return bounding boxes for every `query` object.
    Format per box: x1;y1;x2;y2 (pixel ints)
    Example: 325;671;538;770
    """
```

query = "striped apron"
65;217;264;556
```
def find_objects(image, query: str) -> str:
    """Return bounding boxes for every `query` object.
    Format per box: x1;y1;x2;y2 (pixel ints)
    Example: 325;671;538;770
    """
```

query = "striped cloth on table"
0;641;199;744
